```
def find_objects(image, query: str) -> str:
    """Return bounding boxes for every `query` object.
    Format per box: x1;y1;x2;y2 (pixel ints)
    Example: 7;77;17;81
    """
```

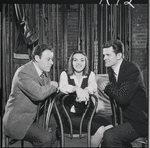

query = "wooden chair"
110;97;148;148
4;93;56;148
51;92;98;147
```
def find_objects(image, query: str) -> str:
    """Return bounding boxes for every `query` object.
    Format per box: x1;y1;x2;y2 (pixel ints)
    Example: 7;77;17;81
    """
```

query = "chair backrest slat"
53;92;98;147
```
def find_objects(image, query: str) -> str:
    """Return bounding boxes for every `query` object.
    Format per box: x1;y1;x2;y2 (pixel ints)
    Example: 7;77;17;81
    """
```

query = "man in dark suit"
3;44;59;147
100;39;148;147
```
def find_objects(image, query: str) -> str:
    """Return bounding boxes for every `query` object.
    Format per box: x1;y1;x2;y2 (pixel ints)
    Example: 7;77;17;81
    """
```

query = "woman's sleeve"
59;71;75;93
85;71;97;94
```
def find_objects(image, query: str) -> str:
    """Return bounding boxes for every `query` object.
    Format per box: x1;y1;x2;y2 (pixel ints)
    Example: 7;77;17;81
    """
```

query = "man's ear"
117;53;122;60
35;55;40;62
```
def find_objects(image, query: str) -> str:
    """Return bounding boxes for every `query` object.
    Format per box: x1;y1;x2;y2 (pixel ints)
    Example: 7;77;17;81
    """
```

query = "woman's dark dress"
57;72;110;135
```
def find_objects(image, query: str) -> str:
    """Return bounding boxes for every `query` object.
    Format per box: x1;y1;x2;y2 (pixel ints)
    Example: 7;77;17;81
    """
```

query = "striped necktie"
40;72;47;85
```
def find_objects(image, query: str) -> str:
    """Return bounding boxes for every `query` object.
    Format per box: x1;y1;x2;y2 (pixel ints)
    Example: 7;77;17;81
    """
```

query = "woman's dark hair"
67;50;89;76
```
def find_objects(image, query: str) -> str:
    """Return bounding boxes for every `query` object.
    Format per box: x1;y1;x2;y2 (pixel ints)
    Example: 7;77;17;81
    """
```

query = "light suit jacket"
3;61;57;140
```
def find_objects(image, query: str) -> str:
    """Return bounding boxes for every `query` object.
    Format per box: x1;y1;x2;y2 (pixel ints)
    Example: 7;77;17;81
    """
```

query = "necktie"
108;67;116;84
40;72;47;85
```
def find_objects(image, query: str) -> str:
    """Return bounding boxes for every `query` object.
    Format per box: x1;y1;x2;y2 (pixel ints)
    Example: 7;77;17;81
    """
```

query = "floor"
2;134;148;148
1;114;148;148
2;115;148;148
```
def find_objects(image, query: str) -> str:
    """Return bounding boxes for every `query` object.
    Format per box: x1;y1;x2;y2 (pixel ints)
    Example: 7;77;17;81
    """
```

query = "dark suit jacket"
105;60;148;136
3;61;57;140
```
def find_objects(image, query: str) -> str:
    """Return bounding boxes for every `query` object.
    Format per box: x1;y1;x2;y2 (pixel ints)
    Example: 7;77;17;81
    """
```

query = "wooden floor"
2;133;148;148
2;116;148;148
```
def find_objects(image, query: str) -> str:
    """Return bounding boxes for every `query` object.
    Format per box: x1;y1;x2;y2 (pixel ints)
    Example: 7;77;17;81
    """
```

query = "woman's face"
72;53;86;73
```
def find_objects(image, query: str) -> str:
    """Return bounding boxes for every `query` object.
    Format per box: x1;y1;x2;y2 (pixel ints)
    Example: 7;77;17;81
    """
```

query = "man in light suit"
100;40;148;147
3;44;59;147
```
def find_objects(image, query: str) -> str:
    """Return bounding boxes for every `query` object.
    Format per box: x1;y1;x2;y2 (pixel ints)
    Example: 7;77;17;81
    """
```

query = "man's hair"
67;50;89;76
102;39;124;55
31;44;53;60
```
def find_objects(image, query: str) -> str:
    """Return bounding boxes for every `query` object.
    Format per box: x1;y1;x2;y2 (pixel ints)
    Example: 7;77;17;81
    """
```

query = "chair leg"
21;140;24;148
5;136;9;147
5;136;24;148
142;142;147;148
142;143;144;148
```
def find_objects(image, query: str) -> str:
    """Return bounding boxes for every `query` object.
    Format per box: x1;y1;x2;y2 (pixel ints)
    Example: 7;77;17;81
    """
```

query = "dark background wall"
132;4;148;71
1;4;148;112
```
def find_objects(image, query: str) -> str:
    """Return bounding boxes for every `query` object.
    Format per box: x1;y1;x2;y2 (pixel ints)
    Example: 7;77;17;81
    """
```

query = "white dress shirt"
33;61;43;77
113;59;123;81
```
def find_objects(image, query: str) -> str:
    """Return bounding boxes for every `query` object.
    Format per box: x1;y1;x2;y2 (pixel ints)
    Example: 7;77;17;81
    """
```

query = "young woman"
59;50;113;147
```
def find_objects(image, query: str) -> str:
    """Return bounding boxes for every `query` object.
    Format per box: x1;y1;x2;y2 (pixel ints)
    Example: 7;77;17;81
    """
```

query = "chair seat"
63;115;110;135
64;136;87;147
9;139;19;145
5;136;25;148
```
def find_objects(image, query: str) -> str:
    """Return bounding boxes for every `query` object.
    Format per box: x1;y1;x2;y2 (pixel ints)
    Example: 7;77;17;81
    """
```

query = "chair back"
53;92;98;147
4;93;56;147
109;97;123;126
110;97;148;148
